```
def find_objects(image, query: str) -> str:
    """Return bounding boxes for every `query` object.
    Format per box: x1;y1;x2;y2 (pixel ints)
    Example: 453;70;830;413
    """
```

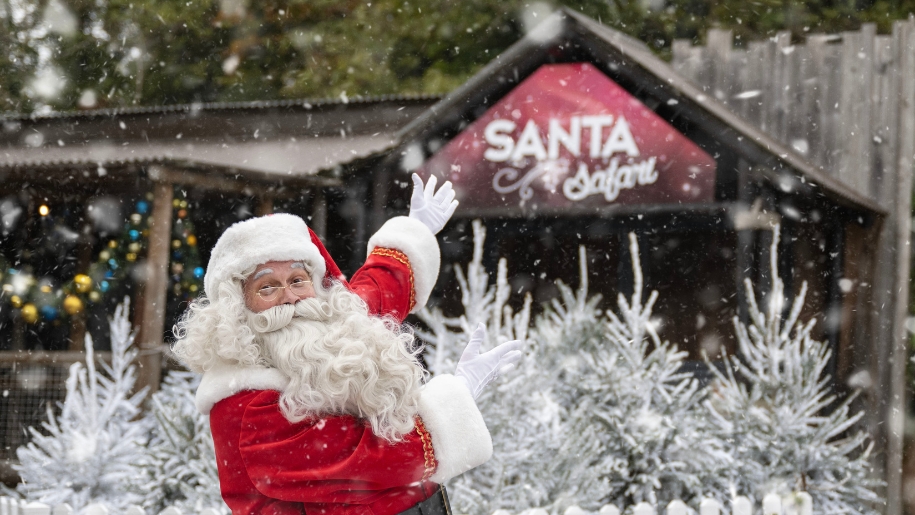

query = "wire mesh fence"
0;361;71;464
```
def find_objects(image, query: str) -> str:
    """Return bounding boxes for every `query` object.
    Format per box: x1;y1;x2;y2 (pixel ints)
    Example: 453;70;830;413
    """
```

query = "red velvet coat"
198;218;492;515
210;390;438;515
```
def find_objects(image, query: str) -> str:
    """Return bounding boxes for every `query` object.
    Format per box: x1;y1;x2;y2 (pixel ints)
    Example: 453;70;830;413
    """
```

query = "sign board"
414;63;717;212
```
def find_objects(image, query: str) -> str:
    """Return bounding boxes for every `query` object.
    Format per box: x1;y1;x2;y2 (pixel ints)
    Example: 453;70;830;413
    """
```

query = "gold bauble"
186;235;197;246
108;240;118;249
10;295;22;308
172;239;182;249
21;303;38;324
74;274;93;293
63;295;84;315
126;252;137;262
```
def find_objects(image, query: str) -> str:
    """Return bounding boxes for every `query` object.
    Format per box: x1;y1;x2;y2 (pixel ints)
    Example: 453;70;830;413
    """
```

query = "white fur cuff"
195;362;289;415
367;216;440;312
418;374;493;483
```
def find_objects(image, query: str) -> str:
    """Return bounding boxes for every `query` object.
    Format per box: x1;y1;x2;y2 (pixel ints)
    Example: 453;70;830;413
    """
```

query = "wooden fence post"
135;176;174;395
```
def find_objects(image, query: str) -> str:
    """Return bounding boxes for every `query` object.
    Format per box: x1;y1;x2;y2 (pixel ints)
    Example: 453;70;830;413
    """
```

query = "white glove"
454;323;524;400
409;173;458;234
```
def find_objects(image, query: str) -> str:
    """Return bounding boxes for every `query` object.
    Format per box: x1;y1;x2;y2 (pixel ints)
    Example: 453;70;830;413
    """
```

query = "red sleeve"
238;390;435;503
348;248;415;324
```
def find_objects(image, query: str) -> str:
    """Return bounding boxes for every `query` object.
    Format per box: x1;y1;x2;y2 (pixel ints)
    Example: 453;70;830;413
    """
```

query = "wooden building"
0;8;910;513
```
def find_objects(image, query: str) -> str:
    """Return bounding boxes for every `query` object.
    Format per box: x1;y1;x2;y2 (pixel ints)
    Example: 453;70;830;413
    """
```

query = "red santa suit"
195;215;492;515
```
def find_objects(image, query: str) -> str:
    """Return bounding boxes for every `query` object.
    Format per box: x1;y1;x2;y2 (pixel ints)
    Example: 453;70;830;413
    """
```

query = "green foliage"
1;0;914;112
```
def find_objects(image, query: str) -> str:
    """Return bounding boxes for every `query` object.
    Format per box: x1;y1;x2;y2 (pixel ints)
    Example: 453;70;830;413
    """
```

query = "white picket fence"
0;493;813;515
0;499;222;515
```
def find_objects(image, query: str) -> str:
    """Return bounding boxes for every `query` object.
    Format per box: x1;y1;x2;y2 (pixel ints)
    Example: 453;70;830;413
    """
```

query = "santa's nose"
280;286;300;305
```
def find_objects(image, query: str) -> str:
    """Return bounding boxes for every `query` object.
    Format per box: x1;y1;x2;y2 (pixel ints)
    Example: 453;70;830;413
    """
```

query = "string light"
38;205;49;216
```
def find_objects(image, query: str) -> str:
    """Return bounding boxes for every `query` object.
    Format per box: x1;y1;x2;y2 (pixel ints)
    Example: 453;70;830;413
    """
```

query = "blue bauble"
136;201;150;214
129;229;140;241
40;305;58;321
193;267;205;279
100;280;110;292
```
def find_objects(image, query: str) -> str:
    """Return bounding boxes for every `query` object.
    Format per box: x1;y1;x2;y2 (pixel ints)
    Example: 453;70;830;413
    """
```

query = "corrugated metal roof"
0;134;395;179
0;93;444;122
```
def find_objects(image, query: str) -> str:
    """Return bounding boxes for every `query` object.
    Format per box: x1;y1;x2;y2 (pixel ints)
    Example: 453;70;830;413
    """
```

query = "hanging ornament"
10;295;22;308
89;291;101;302
21;303;38;324
39;305;58;321
187;235;197;246
129;229;140;241
193;266;205;279
63;294;84;315
73;274;93;293
136;200;150;214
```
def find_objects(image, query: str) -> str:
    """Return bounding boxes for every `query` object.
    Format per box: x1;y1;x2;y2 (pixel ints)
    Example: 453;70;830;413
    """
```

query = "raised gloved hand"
409;173;458;235
454;323;524;400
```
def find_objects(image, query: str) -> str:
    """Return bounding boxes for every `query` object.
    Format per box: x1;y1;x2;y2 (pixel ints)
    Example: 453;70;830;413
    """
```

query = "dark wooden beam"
134;179;174;394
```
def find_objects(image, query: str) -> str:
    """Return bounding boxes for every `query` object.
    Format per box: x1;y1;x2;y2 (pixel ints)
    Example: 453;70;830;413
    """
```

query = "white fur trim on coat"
195;362;289;415
204;214;326;300
366;216;440;312
418;374;493;483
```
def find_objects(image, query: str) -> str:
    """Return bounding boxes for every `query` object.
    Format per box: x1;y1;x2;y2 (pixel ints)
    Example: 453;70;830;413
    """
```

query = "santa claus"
172;175;522;515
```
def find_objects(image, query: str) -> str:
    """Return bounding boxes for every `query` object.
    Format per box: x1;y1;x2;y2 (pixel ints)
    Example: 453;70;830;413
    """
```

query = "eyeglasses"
256;279;313;301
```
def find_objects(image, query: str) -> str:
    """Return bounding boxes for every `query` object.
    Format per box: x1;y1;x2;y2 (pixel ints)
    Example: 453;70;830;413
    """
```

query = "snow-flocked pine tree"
543;234;724;511
136;370;227;514
15;298;149;512
418;227;723;514
704;226;880;514
417;220;547;515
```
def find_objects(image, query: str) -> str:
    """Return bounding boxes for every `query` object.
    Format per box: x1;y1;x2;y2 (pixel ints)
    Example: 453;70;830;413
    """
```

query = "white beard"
247;284;425;441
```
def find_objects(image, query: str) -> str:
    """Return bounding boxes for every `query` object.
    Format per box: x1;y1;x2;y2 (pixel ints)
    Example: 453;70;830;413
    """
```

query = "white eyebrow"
252;268;274;280
290;262;306;269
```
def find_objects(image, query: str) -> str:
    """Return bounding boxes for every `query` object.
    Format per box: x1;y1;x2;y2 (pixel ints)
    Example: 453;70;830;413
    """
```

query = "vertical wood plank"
886;17;915;515
707;29;733;105
839;25;876;194
821;42;844;172
671;40;694;78
805;35;829;166
745;40;770;130
871;35;898;203
771;31;793;143
135;178;173;395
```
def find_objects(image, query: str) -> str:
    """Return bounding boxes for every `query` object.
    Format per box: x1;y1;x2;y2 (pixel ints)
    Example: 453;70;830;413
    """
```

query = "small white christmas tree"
137;370;227;514
704;226;880;514
419;227;723;514
417;220;542;515
15;298;149;512
545;235;724;511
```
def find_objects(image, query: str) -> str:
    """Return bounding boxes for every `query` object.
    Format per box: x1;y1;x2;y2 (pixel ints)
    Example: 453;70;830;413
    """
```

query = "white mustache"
248;298;333;333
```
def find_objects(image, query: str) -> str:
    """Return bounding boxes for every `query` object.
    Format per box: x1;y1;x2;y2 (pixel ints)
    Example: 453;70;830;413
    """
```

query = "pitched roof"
391;7;883;217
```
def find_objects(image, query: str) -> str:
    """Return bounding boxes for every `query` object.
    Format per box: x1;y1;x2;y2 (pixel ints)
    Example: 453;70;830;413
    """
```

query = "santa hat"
204;214;347;300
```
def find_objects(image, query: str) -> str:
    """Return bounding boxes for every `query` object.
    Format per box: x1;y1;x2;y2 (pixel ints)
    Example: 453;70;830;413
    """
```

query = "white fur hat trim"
204;214;326;299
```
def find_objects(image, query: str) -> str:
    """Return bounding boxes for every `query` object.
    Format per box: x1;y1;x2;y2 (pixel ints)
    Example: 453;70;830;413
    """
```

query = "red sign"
415;63;717;212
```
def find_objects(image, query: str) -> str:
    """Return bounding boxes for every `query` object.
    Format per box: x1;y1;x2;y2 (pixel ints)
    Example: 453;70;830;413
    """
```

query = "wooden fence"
671;20;915;515
0;493;813;515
